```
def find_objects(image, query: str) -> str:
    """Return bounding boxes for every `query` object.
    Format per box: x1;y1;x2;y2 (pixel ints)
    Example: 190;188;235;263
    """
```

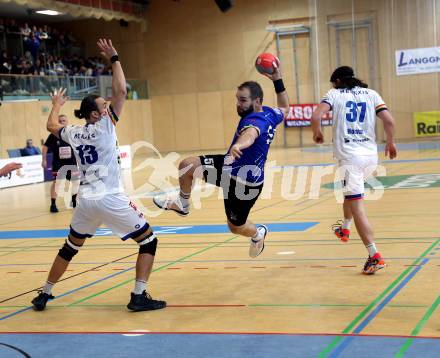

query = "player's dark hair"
74;95;100;119
238;81;264;103
330;66;368;89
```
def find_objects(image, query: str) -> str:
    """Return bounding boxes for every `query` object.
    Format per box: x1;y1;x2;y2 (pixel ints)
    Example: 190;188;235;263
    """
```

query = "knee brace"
137;232;158;256
58;237;82;262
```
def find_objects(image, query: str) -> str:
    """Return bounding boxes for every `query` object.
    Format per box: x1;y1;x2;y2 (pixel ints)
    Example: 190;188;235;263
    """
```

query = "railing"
0;74;148;100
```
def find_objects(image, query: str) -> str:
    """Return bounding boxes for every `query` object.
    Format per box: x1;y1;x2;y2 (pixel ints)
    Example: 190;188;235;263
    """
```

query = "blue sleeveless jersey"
224;106;284;184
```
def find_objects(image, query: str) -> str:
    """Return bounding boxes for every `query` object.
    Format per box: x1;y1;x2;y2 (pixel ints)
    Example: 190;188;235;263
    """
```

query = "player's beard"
237;105;254;118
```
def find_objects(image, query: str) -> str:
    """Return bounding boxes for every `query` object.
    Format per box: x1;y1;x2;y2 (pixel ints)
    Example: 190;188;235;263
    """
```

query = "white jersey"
60;107;123;199
321;86;387;160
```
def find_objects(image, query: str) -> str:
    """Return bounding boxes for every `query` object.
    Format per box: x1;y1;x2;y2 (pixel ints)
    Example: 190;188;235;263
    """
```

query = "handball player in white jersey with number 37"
312;66;397;274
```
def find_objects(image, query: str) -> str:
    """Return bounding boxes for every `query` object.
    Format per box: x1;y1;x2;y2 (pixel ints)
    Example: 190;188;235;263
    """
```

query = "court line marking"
68;235;239;306
63;178;343;305
0;235;238;321
395;295;440;357
0;303;430;309
0;331;439;340
318;238;440;357
329;258;431;357
1;151;432;328
0;252;139;304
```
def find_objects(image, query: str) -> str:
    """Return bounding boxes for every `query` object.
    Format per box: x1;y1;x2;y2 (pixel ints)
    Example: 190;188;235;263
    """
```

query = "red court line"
167;305;246;308
0;332;439;340
6;272;21;274
251;266;266;269
194;267;209;270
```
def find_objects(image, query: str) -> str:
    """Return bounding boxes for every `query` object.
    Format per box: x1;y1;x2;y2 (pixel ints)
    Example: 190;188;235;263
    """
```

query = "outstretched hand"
97;38;118;60
0;162;22;177
50;87;69;107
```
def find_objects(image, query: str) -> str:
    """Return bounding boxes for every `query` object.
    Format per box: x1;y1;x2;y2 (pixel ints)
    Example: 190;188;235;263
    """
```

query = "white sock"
179;190;190;208
342;218;352;230
42;281;54;295
252;226;265;242
133;279;147;295
366;243;378;257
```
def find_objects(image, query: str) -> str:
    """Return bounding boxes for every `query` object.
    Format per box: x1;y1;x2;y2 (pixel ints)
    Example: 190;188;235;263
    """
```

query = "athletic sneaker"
249;225;268;258
153;197;189;216
127;291;167;312
331;220;350;242
31;290;54;311
50;204;59;213
362;253;386;275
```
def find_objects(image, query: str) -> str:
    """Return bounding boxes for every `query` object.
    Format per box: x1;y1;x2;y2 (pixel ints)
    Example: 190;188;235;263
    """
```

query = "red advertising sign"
285;103;333;127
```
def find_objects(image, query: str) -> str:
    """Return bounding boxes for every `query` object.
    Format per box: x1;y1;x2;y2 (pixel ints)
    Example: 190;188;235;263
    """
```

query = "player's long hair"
74;95;100;119
330;66;368;89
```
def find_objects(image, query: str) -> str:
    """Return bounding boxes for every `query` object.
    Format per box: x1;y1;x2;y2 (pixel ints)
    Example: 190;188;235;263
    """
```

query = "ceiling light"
35;10;63;16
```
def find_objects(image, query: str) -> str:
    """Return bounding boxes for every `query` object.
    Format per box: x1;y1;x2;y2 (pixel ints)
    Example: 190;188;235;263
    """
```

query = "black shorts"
199;154;263;226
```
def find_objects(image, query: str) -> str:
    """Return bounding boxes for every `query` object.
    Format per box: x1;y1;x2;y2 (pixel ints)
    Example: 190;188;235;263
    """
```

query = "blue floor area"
0;222;318;240
0;333;439;358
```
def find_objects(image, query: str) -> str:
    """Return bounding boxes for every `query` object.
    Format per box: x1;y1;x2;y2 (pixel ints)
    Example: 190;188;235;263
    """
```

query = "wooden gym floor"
0;141;439;357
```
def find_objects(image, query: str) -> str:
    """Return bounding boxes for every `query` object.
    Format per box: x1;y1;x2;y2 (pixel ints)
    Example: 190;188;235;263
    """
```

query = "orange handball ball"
255;53;278;75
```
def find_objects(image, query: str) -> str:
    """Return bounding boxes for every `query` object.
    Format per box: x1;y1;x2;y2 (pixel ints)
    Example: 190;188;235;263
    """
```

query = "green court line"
394;295;440;358
0;239;54;258
68;235;239;306
317;238;440;358
0;303;429;309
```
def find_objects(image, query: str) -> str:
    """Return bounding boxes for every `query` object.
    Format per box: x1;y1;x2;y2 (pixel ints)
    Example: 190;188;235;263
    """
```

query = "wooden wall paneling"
197;92;225;150
172;93;200;152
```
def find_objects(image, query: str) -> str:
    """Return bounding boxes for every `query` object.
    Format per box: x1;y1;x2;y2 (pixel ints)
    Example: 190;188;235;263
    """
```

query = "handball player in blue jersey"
154;58;290;258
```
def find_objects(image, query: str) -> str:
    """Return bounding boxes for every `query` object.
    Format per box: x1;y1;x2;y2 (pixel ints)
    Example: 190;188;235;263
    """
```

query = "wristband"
110;55;119;64
273;79;285;93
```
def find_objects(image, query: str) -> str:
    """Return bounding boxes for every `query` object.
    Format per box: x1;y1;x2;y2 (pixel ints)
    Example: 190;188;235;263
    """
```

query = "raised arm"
261;58;290;118
47;88;68;138
377;109;397;159
311;102;331;144
97;38;127;117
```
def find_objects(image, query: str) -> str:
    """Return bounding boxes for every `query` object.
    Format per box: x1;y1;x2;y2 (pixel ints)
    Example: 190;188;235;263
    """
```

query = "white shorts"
337;155;378;199
70;193;148;241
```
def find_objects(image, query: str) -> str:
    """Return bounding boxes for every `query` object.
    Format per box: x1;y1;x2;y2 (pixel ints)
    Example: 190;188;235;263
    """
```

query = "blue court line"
1;256;440;267
328;258;430;357
0;266;135;322
0;222;319;240
271;157;440;169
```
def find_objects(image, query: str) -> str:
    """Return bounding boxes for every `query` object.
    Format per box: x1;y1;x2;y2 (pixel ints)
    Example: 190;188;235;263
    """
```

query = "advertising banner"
413;111;440;137
396;47;440;76
0;155;44;189
285;104;333;127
